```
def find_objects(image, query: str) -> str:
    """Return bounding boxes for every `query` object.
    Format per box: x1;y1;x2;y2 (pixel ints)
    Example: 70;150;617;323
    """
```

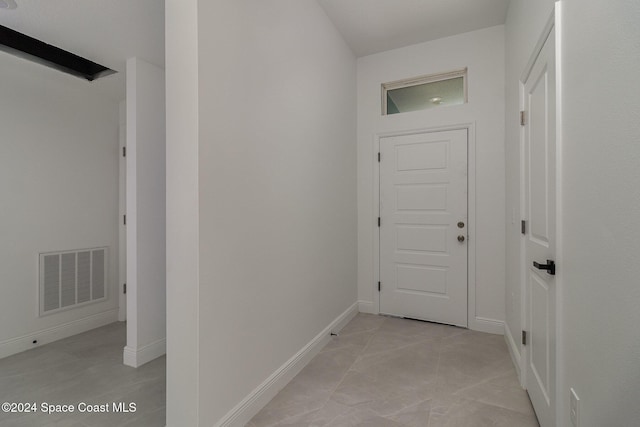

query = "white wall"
560;1;640;425
357;26;506;333
166;0;200;424
124;57;166;368
0;52;120;358
166;0;357;424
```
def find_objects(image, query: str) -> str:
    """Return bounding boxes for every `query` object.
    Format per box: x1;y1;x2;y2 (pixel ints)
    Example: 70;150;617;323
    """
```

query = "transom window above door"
382;68;467;115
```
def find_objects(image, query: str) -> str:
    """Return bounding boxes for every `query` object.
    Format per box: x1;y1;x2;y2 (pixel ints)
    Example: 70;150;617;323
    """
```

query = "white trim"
520;11;556;83
118;100;127;322
518;15;558;389
372;123;477;330
519;6;562;423
357;300;375;314
505;321;523;386
214;302;359;427
471;317;504;335
554;4;565;426
123;337;166;368
372;134;381;315
466;124;478;332
0;309;119;359
518;76;528;388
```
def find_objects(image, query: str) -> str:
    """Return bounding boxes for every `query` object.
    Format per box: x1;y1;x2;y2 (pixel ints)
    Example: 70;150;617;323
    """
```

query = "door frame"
118;100;127;322
518;4;564;425
372;122;484;331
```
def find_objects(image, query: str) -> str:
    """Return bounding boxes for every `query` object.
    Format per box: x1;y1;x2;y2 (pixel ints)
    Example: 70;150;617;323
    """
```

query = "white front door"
523;27;556;427
379;129;468;327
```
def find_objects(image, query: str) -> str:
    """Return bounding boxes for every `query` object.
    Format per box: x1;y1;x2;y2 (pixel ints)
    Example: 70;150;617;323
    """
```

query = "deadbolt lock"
457;235;465;243
457;221;465;228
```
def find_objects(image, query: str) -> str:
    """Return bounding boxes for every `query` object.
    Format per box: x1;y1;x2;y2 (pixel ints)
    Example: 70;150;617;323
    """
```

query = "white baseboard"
0;309;119;359
470;316;505;335
214;302;359;427
123;337;166;368
118;302;127;322
504;322;522;384
357;300;375;314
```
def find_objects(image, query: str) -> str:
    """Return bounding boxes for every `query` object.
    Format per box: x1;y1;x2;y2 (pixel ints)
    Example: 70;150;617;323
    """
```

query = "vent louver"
40;248;108;316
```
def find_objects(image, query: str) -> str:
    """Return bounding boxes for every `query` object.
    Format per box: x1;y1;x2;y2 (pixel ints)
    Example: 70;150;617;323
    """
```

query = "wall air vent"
39;247;108;316
0;24;116;81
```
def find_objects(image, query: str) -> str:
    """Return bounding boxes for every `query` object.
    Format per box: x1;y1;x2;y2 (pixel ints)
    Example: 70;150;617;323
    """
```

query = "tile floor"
0;314;538;427
248;314;539;427
0;322;165;427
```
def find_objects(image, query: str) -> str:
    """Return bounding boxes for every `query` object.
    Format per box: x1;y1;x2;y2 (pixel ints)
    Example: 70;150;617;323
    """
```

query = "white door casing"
523;27;556;427
118;100;127;322
379;129;468;327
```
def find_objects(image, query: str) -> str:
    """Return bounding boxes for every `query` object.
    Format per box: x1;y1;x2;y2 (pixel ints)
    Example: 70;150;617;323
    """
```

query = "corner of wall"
357;300;376;314
213;303;358;427
123;338;166;368
504;320;522;384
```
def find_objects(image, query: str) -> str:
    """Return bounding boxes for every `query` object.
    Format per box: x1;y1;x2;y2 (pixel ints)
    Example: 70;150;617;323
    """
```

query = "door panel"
524;27;556;427
396;185;447;211
380;129;468;326
396;226;447;252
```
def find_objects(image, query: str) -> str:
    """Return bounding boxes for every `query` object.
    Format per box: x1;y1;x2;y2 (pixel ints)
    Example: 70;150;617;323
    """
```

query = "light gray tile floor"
0;314;539;427
0;322;165;427
248;314;539;427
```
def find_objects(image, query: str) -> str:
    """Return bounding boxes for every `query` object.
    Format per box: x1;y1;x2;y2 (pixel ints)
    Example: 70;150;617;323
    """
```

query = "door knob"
457;221;465;228
533;260;555;275
457;235;465;243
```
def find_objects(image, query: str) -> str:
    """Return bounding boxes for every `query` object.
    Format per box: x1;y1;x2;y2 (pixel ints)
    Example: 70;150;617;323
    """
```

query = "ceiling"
0;0;164;99
0;1;509;96
317;0;510;57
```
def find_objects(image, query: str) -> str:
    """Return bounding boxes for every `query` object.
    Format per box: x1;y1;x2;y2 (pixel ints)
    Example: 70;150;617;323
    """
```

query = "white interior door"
379;129;468;327
523;27;556;427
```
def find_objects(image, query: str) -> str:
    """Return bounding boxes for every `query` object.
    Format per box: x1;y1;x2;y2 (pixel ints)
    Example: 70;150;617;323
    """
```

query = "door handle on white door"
457;235;465;243
533;260;556;275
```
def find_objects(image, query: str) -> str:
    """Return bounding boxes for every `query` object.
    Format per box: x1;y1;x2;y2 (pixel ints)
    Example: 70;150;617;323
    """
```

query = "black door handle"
533;260;555;275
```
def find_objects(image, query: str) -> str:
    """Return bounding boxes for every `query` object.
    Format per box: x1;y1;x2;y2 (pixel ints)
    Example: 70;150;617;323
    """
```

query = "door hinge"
521;220;526;235
378;217;381;227
123;283;127;294
378;152;381;162
122;146;126;157
378;281;381;292
520;110;526;126
522;330;527;346
123;215;126;226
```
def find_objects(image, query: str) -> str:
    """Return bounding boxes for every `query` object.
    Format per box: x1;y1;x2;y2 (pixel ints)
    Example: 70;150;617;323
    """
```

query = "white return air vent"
39;247;108;316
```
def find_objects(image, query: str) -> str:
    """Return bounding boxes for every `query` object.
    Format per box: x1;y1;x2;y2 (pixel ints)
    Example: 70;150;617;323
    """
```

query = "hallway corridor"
249;314;538;427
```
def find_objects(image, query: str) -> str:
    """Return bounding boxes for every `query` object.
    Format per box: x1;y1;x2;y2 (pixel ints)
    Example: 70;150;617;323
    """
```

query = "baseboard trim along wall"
504;322;522;383
123;338;166;368
214;302;359;427
470;316;505;335
357;300;375;314
0;309;119;359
